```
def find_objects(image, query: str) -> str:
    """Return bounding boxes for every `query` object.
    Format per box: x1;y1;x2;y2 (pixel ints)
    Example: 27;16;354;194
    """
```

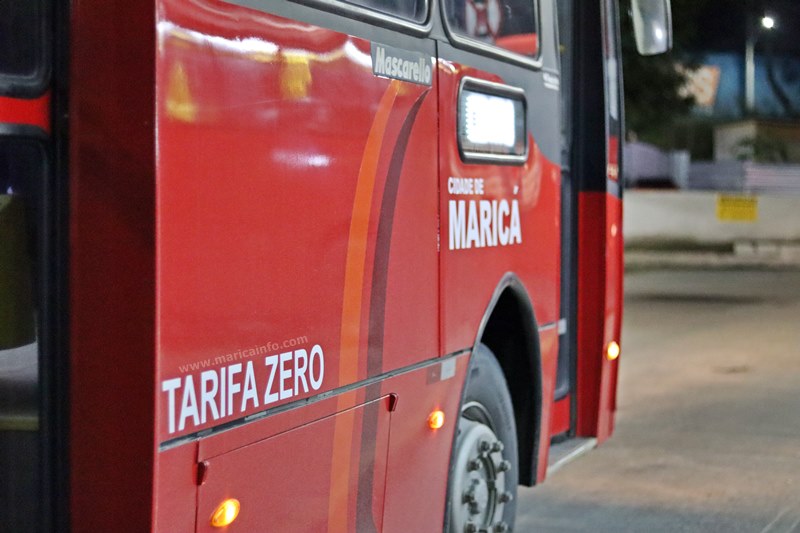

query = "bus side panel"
600;192;622;438
381;354;469;533
154;0;443;528
153;442;199;532
69;0;157;531
158;354;469;532
535;327;559;482
575;191;619;442
436;57;561;349
436;46;562;483
196;398;391;533
155;0;438;441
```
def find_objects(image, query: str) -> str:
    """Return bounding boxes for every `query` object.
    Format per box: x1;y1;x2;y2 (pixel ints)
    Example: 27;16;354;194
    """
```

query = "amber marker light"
210;498;240;528
606;341;621;361
428;410;446;430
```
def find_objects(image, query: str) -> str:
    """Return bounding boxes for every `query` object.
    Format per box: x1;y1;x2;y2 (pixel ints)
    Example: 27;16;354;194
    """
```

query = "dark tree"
620;0;707;145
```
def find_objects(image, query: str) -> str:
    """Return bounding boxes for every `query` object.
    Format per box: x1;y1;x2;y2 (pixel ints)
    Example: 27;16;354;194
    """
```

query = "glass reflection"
0;139;42;532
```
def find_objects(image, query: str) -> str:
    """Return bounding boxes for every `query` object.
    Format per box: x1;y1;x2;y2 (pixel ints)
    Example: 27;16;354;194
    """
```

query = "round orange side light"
210;498;241;528
428;410;446;430
606;341;621;361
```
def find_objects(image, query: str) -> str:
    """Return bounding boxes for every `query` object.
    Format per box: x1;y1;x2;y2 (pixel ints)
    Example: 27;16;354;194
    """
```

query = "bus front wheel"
448;344;519;533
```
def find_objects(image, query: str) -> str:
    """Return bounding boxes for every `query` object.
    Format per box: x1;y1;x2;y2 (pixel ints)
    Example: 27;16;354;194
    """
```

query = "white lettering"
161;343;327;435
492;200;499;246
479;200;492;247
219;367;226;420
449;200;466;250
178;375;200;432
162;378;181;434
226;363;241;416
309;344;325;390
509;200;522;244
373;46;431;85
466;200;480;248
200;371;220;424
498;200;510;245
264;355;279;405
279;351;293;400
294;348;309;394
240;361;259;411
446;195;522;250
374;46;385;74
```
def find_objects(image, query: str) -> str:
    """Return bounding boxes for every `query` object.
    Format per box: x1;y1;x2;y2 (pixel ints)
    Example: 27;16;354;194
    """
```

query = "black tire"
447;343;519;533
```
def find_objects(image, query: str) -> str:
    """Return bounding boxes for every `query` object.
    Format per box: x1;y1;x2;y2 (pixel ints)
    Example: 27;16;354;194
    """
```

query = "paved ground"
517;269;800;532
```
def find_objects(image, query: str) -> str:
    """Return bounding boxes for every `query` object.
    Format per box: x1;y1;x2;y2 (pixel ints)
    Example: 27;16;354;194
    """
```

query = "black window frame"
457;76;529;165
0;0;52;97
440;0;543;69
287;0;433;36
0;125;56;533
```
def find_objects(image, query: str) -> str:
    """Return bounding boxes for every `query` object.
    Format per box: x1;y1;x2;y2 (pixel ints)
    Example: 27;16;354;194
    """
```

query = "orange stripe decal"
327;80;400;533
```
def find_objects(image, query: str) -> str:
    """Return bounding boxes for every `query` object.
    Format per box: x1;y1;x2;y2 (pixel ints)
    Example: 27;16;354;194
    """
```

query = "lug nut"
494;522;509;532
498;491;513;503
464;521;478;533
468;459;482;471
498;460;511;472
479;440;492;453
492;441;504;453
463;491;476;504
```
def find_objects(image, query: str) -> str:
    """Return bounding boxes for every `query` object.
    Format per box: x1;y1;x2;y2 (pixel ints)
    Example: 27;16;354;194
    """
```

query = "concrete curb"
625;248;800;270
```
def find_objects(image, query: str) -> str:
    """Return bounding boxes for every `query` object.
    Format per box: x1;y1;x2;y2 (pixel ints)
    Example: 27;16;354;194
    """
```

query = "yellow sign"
716;194;758;222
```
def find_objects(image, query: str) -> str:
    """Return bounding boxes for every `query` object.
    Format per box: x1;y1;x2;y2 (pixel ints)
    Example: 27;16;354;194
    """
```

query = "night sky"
689;0;800;55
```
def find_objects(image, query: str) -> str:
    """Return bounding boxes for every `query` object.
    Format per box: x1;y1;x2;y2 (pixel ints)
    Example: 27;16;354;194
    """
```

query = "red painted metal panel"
196;398;391;532
535;327;559;482
68;0;156;531
549;396;571;437
158;353;469;533
437;60;562;357
153;442;199;532
151;0;450;529
0;94;50;132
575;190;621;443
599;193;622;439
382;355;469;532
575;192;604;439
155;0;439;444
436;58;562;483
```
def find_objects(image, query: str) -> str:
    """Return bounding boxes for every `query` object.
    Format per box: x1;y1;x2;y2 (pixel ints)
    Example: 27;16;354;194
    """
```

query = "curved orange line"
327;80;401;533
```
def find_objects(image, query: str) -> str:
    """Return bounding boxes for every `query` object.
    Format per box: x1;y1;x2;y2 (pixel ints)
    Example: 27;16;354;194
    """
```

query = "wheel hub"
449;417;512;533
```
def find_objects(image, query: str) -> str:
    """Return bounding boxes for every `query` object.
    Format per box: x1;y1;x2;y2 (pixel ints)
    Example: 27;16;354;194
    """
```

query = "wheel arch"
473;272;543;487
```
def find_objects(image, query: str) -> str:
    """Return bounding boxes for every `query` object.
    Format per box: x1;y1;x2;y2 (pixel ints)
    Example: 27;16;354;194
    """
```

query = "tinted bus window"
0;0;47;93
345;0;427;23
0;138;43;531
444;0;539;57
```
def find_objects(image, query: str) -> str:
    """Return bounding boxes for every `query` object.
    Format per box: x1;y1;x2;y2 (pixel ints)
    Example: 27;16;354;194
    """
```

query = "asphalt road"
517;269;800;532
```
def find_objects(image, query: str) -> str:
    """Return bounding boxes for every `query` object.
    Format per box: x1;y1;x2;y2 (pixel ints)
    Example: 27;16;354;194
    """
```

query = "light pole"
745;14;776;114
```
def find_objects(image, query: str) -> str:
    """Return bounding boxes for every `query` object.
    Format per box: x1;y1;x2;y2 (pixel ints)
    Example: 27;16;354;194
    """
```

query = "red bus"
0;0;669;531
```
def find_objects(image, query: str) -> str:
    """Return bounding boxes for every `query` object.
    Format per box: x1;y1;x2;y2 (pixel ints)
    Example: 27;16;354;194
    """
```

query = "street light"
745;13;776;114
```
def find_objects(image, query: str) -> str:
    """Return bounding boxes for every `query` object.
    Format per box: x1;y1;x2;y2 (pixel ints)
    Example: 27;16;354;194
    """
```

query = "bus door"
1;0;65;531
437;0;562;481
567;0;624;442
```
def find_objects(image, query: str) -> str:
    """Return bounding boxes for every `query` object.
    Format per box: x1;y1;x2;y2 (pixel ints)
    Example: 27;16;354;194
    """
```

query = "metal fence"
689;161;800;194
624;142;800;194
